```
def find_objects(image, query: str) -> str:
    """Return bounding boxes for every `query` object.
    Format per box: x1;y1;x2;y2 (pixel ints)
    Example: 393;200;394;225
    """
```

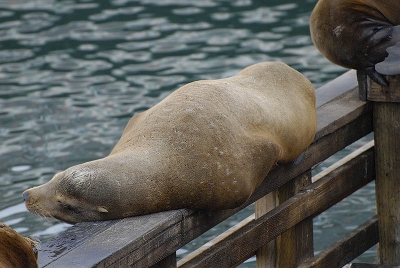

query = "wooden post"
255;192;277;267
276;171;314;267
255;170;313;268
367;75;400;265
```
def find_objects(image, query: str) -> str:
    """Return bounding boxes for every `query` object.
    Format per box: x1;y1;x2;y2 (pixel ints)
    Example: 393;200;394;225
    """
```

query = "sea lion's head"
0;222;39;268
23;151;171;223
23;163;115;224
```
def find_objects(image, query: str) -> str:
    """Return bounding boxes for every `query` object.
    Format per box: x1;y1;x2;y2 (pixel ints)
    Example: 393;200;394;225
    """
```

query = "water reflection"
0;0;375;265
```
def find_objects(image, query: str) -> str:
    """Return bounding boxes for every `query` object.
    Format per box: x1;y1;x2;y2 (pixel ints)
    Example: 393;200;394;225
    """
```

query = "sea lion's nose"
22;191;30;203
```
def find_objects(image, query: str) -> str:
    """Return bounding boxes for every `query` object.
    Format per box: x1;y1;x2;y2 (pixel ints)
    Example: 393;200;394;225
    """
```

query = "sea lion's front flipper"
376;42;400;76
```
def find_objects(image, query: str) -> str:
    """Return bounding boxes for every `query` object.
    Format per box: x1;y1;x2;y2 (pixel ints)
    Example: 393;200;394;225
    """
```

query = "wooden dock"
37;70;400;268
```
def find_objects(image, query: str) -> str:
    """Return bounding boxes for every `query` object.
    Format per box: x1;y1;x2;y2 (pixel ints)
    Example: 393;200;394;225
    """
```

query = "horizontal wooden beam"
38;70;373;268
312;140;374;183
178;214;255;267
299;215;378;268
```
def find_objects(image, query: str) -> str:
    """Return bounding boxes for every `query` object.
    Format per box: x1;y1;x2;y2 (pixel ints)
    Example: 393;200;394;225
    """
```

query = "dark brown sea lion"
23;62;317;223
310;0;400;87
0;222;39;268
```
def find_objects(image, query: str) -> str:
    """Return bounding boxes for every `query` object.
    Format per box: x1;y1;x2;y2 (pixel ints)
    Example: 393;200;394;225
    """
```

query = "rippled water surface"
0;0;376;266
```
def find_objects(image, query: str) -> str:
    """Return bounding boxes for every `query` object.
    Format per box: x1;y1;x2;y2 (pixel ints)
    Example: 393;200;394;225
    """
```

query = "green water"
0;0;376;265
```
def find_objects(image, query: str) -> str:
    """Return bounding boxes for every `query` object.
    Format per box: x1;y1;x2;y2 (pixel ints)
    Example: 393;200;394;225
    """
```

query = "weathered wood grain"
368;75;400;102
40;210;186;267
374;100;400;265
276;171;313;268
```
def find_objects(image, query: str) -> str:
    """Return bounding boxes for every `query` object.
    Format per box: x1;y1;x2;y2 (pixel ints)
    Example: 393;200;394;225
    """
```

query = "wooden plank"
38;220;115;266
374;101;400;265
312;140;374;183
39;210;185;268
299;216;379;268
315;87;372;140
368;75;400;102
177;146;375;267
38;71;371;268
276;171;313;268
315;69;358;108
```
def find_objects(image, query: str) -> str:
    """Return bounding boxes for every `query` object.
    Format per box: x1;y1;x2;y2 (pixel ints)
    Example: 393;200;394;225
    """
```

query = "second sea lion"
310;0;400;87
0;222;39;268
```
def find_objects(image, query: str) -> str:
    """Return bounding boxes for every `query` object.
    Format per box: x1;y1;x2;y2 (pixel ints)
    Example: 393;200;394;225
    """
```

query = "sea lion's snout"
22;187;46;215
23;189;37;214
23;190;30;203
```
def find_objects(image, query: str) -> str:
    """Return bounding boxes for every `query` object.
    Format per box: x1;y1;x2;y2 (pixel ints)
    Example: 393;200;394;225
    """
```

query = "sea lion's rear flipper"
357;67;389;100
376;42;400;76
364;66;389;88
359;25;400;88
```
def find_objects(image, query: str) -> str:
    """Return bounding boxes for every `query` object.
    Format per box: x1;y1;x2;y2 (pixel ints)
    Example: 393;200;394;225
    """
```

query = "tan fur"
310;0;400;71
23;62;316;223
0;223;38;268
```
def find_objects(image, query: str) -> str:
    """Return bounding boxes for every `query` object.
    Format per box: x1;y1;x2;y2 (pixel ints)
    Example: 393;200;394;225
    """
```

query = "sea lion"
310;0;400;87
23;62;317;223
0;222;39;268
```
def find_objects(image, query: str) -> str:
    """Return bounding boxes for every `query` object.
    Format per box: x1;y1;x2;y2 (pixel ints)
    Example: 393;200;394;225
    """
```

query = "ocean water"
0;0;376;266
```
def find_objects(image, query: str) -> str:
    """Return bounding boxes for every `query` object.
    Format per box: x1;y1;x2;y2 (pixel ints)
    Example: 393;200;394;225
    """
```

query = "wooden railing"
38;69;393;268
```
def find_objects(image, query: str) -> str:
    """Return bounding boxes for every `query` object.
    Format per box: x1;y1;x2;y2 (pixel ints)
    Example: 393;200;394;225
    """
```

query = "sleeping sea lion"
0;222;39;268
23;62;317;223
310;0;400;87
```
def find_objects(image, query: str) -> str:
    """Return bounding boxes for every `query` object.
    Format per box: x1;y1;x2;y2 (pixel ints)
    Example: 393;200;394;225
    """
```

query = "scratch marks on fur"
333;25;345;37
69;168;97;188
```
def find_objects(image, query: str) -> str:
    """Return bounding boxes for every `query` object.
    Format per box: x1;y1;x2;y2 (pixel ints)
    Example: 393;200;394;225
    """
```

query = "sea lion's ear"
97;206;109;213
